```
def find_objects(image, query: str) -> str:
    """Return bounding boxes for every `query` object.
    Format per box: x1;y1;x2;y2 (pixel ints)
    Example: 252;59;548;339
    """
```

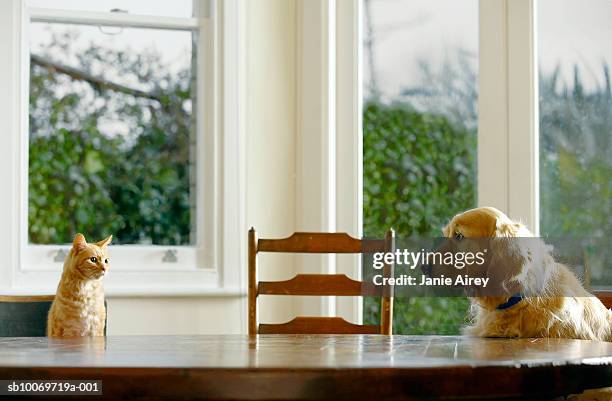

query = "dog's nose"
421;263;432;276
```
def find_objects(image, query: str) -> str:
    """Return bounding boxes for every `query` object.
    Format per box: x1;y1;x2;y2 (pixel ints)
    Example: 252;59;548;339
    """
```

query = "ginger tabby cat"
47;233;112;337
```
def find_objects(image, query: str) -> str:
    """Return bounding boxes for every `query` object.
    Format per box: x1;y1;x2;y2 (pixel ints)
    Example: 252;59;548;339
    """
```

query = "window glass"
27;0;194;18
538;0;612;287
28;22;195;245
362;0;478;333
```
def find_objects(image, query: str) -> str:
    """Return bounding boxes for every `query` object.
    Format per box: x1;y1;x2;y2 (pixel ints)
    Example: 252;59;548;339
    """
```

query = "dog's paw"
567;387;612;401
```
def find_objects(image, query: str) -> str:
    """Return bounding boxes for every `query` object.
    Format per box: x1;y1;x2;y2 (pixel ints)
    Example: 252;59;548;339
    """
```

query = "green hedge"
28;37;193;245
362;101;476;334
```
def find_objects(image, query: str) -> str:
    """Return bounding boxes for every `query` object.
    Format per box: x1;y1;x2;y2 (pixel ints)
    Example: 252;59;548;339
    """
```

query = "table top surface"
1;335;611;401
0;334;611;368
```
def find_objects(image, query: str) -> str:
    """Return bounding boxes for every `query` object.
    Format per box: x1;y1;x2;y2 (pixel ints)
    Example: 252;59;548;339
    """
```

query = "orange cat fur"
47;233;112;337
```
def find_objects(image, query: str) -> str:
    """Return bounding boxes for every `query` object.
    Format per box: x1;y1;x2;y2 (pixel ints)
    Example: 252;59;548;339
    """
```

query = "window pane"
538;0;612;287
28;22;195;245
27;0;194;18
362;0;478;333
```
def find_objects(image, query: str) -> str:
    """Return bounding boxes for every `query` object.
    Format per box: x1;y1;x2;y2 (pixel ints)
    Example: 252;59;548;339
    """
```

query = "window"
353;0;610;332
28;22;195;246
0;0;245;295
538;0;612;288
362;0;478;334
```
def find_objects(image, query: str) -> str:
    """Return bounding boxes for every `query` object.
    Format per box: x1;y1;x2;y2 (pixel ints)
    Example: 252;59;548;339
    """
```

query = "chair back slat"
249;228;395;335
258;274;363;296
361;239;387;253
258;316;380;335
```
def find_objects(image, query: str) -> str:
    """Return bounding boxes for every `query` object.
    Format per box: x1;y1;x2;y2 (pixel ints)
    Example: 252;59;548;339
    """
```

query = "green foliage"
365;297;470;335
363;102;476;238
29;128;123;243
28;30;193;245
539;66;612;285
362;101;476;334
363;62;612;333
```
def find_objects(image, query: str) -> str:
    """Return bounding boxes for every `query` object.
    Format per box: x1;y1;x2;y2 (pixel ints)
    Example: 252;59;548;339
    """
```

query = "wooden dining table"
0;334;611;401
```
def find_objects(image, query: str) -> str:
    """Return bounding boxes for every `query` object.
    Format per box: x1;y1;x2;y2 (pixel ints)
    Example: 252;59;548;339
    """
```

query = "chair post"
380;228;395;335
248;228;258;335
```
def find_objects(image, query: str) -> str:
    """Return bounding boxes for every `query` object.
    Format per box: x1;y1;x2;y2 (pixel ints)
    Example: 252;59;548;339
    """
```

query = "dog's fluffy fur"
443;207;612;341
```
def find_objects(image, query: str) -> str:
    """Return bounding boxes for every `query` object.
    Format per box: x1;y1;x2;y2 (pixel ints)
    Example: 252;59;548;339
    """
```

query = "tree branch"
30;54;163;103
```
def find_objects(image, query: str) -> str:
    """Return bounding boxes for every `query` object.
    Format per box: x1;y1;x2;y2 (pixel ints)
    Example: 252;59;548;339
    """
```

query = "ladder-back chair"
248;228;395;335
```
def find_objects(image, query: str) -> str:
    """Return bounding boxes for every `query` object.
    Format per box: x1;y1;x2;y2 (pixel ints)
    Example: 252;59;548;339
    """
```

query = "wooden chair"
0;295;55;337
0;295;107;336
594;291;612;309
248;228;395;335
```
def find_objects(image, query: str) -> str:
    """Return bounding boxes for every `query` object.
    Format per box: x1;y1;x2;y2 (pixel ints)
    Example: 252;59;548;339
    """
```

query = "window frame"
0;0;246;297
330;0;540;324
477;0;539;234
334;0;608;316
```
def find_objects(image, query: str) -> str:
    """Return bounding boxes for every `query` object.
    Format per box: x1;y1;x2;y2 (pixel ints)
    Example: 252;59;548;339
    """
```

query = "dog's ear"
442;223;452;237
495;219;522;237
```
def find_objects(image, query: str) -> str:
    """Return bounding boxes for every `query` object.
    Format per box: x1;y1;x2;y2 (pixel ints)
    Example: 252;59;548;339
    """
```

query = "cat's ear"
72;233;87;253
96;235;113;248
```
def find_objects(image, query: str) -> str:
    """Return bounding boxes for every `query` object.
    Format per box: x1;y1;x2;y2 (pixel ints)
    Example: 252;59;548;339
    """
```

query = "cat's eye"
104;258;109;264
454;232;464;241
89;257;98;263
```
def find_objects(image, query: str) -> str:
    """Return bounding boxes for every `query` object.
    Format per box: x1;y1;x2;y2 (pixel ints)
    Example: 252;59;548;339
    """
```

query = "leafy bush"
28;32;192;245
539;66;612;285
363;63;612;333
362;101;476;334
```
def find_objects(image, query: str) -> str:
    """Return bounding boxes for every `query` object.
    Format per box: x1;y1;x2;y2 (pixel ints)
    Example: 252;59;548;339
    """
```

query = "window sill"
0;286;246;298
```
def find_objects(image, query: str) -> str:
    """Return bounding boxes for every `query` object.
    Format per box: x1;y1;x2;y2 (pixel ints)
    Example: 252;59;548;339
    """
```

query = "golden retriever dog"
439;207;612;341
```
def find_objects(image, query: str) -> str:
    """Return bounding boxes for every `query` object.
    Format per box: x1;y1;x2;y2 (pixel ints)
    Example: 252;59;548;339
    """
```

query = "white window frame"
300;0;539;324
0;0;246;297
294;0;364;322
477;0;539;234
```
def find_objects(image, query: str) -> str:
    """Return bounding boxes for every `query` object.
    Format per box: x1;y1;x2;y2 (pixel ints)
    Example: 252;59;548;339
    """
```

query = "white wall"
107;0;298;335
107;296;244;335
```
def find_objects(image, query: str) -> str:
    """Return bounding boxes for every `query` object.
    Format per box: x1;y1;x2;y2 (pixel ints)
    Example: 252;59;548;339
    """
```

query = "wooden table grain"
0;335;611;401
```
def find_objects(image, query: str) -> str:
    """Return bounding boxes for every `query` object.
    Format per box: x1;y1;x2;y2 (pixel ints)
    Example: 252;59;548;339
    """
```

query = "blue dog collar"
496;294;524;310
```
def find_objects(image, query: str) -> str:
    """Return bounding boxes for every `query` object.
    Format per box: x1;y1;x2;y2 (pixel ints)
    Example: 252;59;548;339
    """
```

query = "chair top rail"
256;232;388;253
0;295;55;303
